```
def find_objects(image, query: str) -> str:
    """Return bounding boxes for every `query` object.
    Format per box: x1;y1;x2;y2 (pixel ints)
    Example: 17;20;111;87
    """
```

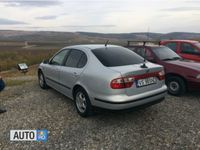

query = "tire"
38;71;48;89
166;76;186;96
74;88;93;117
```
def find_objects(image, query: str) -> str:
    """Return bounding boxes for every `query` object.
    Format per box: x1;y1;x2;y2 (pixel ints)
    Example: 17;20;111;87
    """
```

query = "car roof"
63;44;121;50
162;40;199;43
128;45;166;48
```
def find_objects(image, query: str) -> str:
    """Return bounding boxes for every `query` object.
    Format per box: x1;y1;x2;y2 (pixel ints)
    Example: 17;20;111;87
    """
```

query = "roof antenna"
141;58;148;68
147;26;150;41
140;27;150;69
105;40;109;47
141;28;148;69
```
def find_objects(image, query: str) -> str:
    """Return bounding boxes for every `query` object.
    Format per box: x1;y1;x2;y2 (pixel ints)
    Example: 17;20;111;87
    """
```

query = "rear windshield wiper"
162;58;173;61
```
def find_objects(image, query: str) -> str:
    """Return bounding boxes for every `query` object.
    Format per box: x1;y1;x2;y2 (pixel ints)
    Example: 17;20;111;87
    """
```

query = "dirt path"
0;79;200;149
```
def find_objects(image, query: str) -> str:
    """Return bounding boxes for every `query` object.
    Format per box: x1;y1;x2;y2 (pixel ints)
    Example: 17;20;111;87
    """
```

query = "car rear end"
90;46;167;110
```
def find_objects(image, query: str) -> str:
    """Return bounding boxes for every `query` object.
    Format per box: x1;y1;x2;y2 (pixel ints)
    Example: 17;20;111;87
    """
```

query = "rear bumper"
91;85;167;110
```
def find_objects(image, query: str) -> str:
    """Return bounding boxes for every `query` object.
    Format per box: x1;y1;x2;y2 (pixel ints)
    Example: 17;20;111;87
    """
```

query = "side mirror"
43;59;49;64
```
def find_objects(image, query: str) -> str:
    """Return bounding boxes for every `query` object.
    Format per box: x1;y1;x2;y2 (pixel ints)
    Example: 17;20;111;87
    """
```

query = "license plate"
136;77;157;87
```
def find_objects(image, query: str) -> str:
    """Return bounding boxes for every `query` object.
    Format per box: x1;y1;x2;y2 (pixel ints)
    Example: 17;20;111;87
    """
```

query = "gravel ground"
0;78;200;150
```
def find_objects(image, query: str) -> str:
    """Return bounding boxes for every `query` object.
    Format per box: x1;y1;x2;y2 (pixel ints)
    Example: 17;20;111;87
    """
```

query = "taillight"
158;70;165;80
111;77;134;89
111;70;165;89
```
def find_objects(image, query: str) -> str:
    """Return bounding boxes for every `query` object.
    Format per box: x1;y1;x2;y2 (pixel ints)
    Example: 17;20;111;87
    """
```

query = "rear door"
59;49;87;97
179;42;200;62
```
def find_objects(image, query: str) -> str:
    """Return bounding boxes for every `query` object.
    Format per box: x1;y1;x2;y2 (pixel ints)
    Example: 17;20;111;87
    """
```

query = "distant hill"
0;30;199;43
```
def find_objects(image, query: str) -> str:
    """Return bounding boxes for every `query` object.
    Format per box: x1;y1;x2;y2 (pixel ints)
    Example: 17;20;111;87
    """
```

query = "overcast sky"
0;0;199;33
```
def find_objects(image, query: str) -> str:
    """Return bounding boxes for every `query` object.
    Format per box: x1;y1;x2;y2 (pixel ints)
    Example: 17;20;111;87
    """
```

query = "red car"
127;44;200;96
160;40;200;62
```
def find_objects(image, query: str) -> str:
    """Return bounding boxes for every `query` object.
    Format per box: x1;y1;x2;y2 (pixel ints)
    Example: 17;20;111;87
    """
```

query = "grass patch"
0;48;58;71
2;65;38;78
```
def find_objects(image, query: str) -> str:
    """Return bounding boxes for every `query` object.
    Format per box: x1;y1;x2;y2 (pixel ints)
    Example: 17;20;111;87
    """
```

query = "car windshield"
195;43;200;48
152;47;181;61
92;47;144;67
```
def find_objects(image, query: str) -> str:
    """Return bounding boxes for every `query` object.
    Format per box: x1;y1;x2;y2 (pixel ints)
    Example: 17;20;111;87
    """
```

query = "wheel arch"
165;73;188;90
38;68;42;74
72;84;89;99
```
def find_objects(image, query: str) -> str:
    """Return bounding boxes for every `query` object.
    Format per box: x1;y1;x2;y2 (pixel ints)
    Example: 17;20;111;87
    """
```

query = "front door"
45;49;69;91
179;43;200;62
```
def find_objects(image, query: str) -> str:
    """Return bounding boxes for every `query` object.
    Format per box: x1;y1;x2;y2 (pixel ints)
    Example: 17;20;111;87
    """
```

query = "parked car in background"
38;44;167;117
160;40;200;62
127;42;200;96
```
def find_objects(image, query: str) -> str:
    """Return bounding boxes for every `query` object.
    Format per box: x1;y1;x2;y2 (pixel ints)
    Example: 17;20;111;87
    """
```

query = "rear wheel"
74;88;93;117
38;71;48;89
166;76;186;96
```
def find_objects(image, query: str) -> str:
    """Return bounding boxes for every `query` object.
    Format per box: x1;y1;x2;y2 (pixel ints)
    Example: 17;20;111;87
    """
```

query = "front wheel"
74;88;93;117
166;76;186;96
38;71;48;89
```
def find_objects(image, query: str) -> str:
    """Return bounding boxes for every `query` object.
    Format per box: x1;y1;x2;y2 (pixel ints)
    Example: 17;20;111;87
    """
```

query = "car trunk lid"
109;62;164;96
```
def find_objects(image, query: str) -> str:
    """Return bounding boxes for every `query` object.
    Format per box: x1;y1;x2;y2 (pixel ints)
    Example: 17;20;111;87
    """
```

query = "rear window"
152;47;180;60
92;47;143;67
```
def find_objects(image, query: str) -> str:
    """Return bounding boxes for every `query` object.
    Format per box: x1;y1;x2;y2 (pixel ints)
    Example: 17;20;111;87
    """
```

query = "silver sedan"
38;45;167;117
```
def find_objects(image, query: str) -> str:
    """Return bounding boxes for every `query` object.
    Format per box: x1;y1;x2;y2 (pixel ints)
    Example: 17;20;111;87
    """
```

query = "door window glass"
180;43;199;54
134;48;146;57
165;42;177;51
65;50;86;68
51;50;69;65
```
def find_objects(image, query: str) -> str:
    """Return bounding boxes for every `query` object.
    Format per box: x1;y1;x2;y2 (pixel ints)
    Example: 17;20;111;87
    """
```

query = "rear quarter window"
92;47;143;67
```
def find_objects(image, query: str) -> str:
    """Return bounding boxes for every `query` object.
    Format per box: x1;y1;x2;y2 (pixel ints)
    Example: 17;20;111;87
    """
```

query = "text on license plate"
136;77;157;87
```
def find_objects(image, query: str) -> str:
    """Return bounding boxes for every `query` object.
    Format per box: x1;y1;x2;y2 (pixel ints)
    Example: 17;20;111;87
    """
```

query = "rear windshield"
92;47;144;67
152;47;181;60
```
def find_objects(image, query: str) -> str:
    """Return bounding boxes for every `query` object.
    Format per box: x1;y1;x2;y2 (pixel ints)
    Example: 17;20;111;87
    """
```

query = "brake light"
158;70;165;80
111;70;165;89
111;77;134;89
